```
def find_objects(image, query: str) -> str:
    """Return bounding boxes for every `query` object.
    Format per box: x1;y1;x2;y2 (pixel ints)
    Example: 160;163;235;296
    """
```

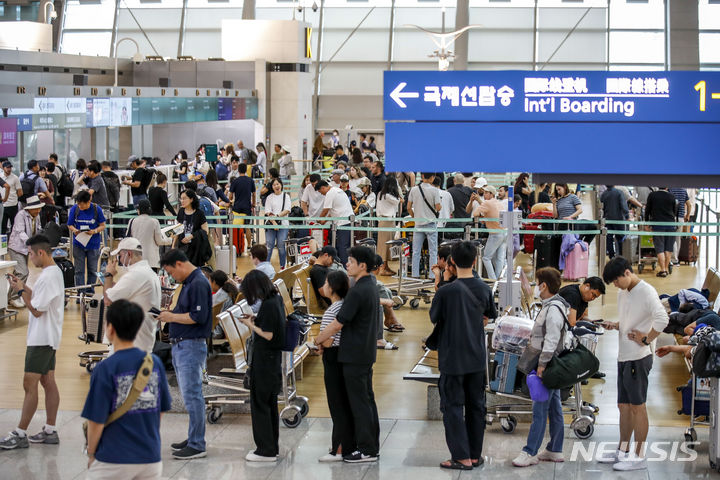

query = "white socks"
44;424;56;434
14;428;26;437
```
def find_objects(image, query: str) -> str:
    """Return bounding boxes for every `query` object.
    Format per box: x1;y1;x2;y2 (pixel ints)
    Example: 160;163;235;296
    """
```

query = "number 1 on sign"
695;80;706;112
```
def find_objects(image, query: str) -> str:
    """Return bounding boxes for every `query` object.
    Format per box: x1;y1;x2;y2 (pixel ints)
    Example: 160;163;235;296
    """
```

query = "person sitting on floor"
309;246;339;308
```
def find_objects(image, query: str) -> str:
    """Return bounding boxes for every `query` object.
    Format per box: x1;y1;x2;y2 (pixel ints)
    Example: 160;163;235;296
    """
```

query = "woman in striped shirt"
317;270;353;463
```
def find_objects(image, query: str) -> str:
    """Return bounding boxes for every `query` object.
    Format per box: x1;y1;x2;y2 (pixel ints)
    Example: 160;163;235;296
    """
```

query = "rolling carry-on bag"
489;350;520;394
563;241;589;281
679;236;699;264
678;377;710;416
55;258;75;288
535;234;560;270
215;245;237;275
622;235;639;264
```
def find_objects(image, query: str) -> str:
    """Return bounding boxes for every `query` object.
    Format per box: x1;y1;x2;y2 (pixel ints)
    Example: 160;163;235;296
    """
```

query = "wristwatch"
641;336;649;346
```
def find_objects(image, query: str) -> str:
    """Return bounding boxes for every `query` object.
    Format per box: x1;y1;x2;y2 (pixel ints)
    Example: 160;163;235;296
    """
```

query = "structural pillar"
454;0;469;70
242;0;256;20
666;0;699;70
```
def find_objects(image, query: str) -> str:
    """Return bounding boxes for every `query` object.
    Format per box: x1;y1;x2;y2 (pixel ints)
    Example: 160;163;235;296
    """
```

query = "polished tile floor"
0;408;714;480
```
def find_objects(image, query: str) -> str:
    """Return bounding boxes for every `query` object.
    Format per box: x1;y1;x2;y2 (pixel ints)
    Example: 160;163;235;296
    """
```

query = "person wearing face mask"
103;237;163;354
513;267;570;468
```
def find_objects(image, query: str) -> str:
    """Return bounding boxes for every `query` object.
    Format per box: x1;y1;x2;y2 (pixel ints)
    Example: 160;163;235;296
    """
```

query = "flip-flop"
472;458;484;467
384;324;405;333
378;342;399;350
440;459;473;471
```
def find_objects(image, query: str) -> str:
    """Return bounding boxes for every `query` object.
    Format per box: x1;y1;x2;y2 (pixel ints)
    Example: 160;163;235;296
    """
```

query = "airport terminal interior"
1;0;720;479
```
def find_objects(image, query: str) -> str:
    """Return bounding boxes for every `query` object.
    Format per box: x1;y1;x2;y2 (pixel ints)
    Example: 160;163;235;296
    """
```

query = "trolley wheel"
652;262;657;270
410;299;420;309
668;263;673;274
401;296;408;305
293;398;310;418
685;428;697;446
574;423;594;440
711;460;717;471
500;416;517;434
282;413;302;428
581;406;596;422
637;263;644;274
85;363;95;374
207;407;223;424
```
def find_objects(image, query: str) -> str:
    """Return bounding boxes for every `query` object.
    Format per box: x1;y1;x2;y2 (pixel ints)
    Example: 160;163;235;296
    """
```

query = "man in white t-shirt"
599;256;668;472
1;160;22;234
301;173;327;248
407;173;441;279
433;176;454;231
316;180;353;265
104;237;162;353
1;234;65;450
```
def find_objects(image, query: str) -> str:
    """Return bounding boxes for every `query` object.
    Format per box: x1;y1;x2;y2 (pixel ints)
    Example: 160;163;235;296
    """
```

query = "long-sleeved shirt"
617;280;669;362
528;295;569;368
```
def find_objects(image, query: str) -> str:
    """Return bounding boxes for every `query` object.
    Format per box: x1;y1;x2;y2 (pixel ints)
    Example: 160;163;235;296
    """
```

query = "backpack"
215;162;228;181
247;150;257;165
56;165;74;198
198;196;214;218
20;172;37;203
101;171;121;209
251;165;263;179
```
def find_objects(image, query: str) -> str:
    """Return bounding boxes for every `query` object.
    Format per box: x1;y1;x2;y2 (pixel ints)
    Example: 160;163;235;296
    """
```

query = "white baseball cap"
111;237;143;256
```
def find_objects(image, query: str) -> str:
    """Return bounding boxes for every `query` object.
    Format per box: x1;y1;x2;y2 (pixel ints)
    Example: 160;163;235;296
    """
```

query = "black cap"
320;246;337;259
2;161;11;168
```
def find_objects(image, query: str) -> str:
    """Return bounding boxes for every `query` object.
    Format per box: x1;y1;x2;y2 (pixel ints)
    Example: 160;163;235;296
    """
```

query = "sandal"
384;324;405;333
378;342;399;350
440;459;473;471
657;271;668;278
472;458;484;467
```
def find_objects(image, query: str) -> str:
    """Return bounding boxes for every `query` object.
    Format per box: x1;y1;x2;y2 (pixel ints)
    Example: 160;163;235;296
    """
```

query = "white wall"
151;119;261;162
221;19;311;64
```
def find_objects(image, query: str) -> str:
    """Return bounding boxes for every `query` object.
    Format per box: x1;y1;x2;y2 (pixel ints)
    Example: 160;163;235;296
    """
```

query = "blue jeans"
482;233;507;280
73;247;100;292
606;233;625;259
523;388;564;456
132;194;148;207
265;228;289;268
172;338;208;451
412;223;437;279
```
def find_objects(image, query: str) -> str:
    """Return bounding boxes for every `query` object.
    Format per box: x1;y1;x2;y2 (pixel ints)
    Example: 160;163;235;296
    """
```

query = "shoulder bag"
82;353;154;453
417;184;439;218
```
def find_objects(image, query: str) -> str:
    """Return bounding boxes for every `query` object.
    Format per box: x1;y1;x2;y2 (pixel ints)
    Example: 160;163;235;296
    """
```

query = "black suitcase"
535;234;560;270
55;258;75;288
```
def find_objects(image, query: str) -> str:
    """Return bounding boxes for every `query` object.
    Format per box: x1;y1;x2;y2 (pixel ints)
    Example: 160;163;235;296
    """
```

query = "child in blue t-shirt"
82;299;171;479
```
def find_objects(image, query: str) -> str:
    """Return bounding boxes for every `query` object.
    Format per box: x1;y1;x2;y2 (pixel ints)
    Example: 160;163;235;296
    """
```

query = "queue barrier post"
349;214;356;247
331;223;337;248
598;218;607;307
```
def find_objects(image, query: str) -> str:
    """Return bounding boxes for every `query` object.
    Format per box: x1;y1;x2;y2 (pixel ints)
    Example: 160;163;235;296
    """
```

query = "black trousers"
341;362;380;456
249;363;281;457
438;371;487;461
335;229;351;266
323;347;355;455
2;205;17;235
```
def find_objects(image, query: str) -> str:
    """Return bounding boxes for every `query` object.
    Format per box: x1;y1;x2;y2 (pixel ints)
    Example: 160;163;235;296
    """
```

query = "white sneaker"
512;451;539;467
10;297;24;308
597;449;627;464
245;452;278;462
318;452;343;463
613;454;647;471
537;449;564;463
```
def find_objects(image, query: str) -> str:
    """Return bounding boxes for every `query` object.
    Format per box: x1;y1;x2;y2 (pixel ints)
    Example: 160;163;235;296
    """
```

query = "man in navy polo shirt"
158;249;212;460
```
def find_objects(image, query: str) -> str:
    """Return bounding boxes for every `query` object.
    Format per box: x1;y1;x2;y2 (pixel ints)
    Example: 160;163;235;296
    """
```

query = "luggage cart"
637;233;673;274
680;371;710;447
355;236;376;252
285;235;313;266
485;321;601;439
386;238;434;310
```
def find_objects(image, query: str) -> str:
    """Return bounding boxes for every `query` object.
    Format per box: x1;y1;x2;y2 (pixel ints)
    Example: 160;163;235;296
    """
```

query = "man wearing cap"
8;196;44;288
104;237;162;353
1;161;23;234
465;177;488;214
472;185;506;280
309;246;339;308
330;169;344;188
278;146;294;178
316;180;354;265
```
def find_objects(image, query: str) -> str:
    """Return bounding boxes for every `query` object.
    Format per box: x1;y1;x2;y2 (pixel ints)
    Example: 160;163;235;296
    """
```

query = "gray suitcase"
710;377;720;471
622;235;639;264
215;245;237;275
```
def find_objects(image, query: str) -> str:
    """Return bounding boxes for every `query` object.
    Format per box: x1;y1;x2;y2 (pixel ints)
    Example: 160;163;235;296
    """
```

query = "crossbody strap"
454;278;482;311
106;353;153;426
417;184;438;218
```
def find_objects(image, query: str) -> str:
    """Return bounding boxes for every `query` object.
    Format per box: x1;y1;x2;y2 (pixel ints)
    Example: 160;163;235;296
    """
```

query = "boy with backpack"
19;160;50;206
83;299;171;479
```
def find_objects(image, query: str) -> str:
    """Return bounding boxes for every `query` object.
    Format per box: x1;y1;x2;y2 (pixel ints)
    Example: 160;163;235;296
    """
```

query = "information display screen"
0;118;17;157
383;71;720;175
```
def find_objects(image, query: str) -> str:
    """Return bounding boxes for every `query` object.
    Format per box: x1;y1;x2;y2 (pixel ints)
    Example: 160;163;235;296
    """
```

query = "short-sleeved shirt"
177;209;207;239
669;188;689;218
556;194;581;219
105;260;162;353
322;186;353;226
68;203;106;250
81;348;171;464
1;173;21;207
255;262;276;280
301;183;325;218
20;171;47;195
558;284;588;320
429;277;497;375
600;187;629;221
310;264;331;307
26;265;65;350
229;176;255;214
645;190;678;225
320;300;344;347
408;183;441;225
169;267;212;340
253;294;286;354
130;168;146;196
86;175;110;208
336;275;380;365
448;185;472;220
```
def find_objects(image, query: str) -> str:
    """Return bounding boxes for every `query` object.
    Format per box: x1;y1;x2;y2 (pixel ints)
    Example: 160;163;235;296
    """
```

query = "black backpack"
19;172;37;203
56;165;74;198
247;150;257;164
101;171;121;209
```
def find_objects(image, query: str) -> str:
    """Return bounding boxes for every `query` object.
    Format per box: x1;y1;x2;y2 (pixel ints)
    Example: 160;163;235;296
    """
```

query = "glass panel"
394;6;456;30
609;30;664;64
469;6;535;28
609;64;665;71
108;128;119;165
319;63;384;95
700;32;720;65
323;6;390;28
321;30;389;61
117;9;183;58
609;0;664;30
184;31;223;59
467;30;534;62
61;31;113;56
537;30;606;64
63;0;116;29
539;6;606;29
699;1;720;30
95;128;107;162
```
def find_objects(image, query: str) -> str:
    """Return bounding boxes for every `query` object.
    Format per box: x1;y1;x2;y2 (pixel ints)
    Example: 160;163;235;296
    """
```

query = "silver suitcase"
710;377;720;471
81;293;106;344
215;245;237;275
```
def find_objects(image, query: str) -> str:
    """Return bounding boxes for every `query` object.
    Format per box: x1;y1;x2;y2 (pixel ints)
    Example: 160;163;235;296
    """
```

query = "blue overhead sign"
383;70;720;175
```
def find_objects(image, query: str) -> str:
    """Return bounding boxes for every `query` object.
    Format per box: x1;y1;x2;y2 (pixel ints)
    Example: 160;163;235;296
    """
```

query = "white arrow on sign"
390;82;419;108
